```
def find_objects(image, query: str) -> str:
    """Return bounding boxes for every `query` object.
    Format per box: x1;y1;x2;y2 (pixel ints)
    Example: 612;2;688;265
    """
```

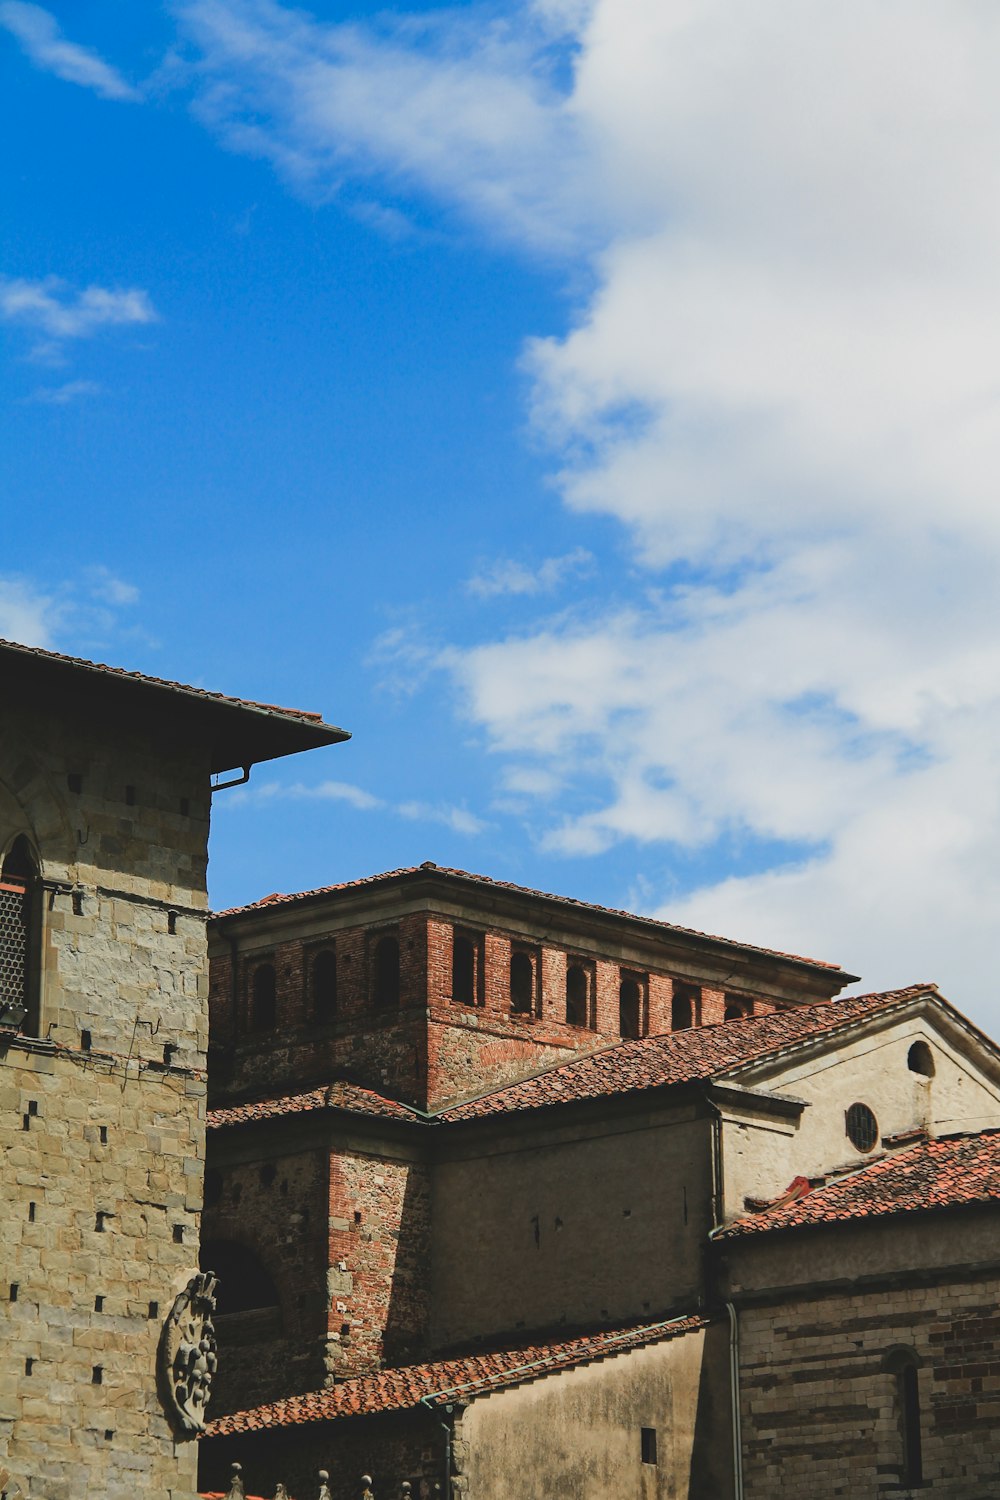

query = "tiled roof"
208;1080;422;1129
206;1315;707;1436
0;637;334;728
719;1128;1000;1238
439;985;937;1122
211;864;849;977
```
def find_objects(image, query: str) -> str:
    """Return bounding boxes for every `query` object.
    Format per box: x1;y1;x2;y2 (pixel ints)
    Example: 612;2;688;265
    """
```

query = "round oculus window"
846;1102;879;1153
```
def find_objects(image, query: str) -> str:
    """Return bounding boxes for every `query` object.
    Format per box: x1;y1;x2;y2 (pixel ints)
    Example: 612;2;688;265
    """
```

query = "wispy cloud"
0;567;141;650
467;547;593;599
0;277;156;342
236;777;486;835
0;3;140;101
26;378;102;405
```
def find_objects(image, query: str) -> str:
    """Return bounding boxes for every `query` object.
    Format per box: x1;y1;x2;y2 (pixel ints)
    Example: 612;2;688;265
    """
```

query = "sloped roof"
439;985;937;1122
720;1128;1000;1238
211;863;850;980
208;1080;423;1129
0;638;348;771
206;1315;707;1436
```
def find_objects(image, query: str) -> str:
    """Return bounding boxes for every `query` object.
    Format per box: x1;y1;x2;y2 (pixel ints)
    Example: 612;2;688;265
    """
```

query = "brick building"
196;867;1000;1498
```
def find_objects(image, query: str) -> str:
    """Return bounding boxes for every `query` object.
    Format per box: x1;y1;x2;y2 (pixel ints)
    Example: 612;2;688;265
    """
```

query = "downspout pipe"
419;1396;453;1497
727;1301;745;1500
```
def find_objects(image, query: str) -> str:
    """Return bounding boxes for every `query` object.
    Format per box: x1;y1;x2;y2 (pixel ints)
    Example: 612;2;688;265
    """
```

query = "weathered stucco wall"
458;1323;731;1500
0;707;212;1500
431;1103;712;1349
720;1016;1000;1217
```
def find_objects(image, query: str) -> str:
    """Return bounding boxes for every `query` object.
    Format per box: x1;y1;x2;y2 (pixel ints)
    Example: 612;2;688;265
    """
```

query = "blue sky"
5;0;1000;1026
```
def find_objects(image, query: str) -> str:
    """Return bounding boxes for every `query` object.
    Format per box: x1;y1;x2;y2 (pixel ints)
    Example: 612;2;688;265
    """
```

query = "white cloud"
0;3;139;101
83;566;140;607
174;0;598;252
27;379;102;405
242;779;486;834
259;779;385;812
467;547;593;599
398;800;488;836
0;277;157;343
0;577;60;648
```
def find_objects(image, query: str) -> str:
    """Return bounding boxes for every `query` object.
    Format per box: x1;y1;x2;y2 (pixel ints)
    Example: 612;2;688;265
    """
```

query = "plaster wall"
719;1015;1000;1218
458;1324;731;1500
431;1105;712;1350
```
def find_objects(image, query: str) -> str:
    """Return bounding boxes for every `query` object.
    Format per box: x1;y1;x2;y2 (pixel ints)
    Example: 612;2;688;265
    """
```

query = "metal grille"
846;1101;879;1153
0;882;28;1012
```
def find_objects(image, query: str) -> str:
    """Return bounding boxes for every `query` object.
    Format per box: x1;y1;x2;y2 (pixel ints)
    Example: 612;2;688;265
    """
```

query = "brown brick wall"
739;1273;1000;1497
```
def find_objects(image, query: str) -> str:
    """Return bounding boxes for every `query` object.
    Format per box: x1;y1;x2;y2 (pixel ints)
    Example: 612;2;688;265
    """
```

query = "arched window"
884;1348;922;1485
452;933;476;1006
619;976;643;1039
566;964;589;1027
0;836;38;1034
373;934;400;1008
312;949;337;1022
671;984;698;1031
725;996;751;1022
510;951;534;1015
251;963;277;1031
907;1040;935;1077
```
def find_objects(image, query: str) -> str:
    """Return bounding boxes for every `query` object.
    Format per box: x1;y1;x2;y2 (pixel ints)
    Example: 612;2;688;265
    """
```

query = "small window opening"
510;951;535;1015
99;1126;108;1145
373;934;400;1008
724;994;751;1021
565;964;589;1027
104;1429;114;1442
907;1040;935;1077
95;1212;108;1232
885;1348;923;1485
846;1102;879;1153
92;1366;103;1384
251;963;277;1031
162;1042;177;1067
619;974;644;1039
81;1029;92;1051
452;932;479;1006
10;1283;18;1301
94;1295;104;1312
167;910;177;935
28;1201;35;1223
671;983;699;1031
148;1301;159;1320
25;1357;34;1376
312;948;337;1021
72;890;84;916
259;1162;277;1187
173;1224;184;1244
641;1428;657;1465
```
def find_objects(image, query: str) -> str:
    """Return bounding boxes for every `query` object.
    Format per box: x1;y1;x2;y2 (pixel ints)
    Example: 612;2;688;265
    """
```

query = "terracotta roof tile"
206;1315;707;1436
208;1081;422;1129
211;864;849;975
720;1128;1000;1237
439;985;937;1122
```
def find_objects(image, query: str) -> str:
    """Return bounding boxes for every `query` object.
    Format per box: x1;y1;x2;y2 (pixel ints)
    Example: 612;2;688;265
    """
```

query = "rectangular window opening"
92;1366;103;1385
95;1295;104;1312
641;1427;658;1466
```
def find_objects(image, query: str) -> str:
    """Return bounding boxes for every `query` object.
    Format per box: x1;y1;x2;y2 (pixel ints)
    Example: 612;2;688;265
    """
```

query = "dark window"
619;975;644;1039
884;1348;922;1485
200;1239;280;1316
566;964;589;1027
907;1040;935;1077
312;949;337;1021
452;932;477;1005
510;951;534;1015
724;996;751;1021
671;983;699;1031
251;964;277;1031
640;1428;657;1465
846;1102;879;1153
373;934;400;1008
0;836;37;1033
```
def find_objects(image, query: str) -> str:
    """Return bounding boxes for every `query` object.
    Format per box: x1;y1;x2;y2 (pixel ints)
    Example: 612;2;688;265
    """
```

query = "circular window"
846;1102;879;1153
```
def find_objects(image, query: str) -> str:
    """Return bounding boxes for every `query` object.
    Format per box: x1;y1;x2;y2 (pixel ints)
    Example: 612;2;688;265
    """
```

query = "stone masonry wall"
0;705;213;1500
738;1271;1000;1498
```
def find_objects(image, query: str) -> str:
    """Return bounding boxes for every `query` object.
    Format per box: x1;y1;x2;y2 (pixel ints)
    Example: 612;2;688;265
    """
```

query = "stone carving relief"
159;1270;219;1433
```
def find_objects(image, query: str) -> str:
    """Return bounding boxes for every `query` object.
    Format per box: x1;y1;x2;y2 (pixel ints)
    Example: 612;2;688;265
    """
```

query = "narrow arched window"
884;1348;922;1485
251;963;277;1031
566;964;589;1027
725;996;751;1021
0;836;38;1034
510;951;534;1015
312;949;337;1022
373;934;400;1008
671;984;698;1031
619;976;643;1039
452;933;476;1005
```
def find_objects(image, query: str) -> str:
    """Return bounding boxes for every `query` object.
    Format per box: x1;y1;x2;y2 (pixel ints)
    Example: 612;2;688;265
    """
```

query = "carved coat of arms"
159;1270;219;1434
